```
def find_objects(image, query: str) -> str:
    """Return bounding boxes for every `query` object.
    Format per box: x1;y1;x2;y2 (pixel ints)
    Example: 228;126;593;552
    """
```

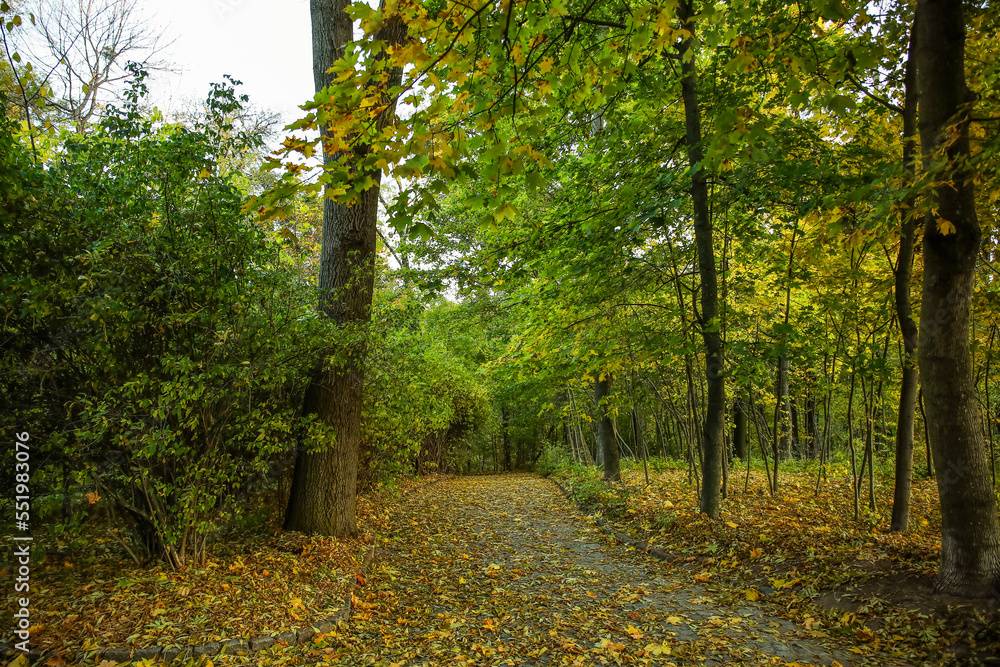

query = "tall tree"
284;0;405;535
677;0;725;519
915;0;1000;595
19;0;170;132
890;18;919;534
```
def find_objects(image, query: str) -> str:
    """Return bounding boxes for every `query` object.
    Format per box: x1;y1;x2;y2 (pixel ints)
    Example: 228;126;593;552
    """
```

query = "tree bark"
502;410;512;471
595;375;620;481
890;18;920;533
677;0;725;519
284;0;406;536
915;0;1000;596
804;387;817;459
733;398;747;460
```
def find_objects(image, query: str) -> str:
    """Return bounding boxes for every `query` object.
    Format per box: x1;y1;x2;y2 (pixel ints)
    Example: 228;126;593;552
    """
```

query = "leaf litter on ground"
0;476;445;657
7;470;998;667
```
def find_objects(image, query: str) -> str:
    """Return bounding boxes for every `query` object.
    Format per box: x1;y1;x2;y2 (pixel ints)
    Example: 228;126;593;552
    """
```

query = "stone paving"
333;474;878;666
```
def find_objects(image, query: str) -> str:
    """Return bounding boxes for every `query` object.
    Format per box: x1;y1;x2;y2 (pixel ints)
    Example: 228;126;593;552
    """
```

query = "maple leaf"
936;218;956;235
644;642;672;656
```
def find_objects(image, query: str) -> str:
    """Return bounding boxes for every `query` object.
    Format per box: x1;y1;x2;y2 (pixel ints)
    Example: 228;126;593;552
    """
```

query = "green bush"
359;293;496;487
1;68;326;568
570;479;605;506
535;443;571;477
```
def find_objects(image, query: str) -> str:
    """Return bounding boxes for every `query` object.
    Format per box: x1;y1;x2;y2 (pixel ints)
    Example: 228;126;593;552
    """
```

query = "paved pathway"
334;474;869;666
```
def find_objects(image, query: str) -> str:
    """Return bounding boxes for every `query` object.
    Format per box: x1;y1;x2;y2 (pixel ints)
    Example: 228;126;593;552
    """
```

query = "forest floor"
4;469;999;666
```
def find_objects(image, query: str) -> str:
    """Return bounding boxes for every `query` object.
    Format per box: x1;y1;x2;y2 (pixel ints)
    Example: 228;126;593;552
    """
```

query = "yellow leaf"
198;168;211;179
511;44;526;66
643;642;671;656
936;218;956;235
725;521;738;528
745;589;760;601
539;57;554;74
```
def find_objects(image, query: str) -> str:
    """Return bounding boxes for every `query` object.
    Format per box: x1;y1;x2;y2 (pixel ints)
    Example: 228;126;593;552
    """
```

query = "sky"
149;0;315;129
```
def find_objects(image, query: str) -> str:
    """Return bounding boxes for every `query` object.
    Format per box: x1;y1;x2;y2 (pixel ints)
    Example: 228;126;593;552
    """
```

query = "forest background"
2;0;1000;660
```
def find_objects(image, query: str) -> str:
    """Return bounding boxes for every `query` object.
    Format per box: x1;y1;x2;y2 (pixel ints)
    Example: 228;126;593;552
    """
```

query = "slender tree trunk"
915;0;1000;596
804;388;817;459
284;0;405;536
891;23;920;531
595;376;620;481
847;368;860;519
654;410;666;459
677;0;724;519
502;410;512;472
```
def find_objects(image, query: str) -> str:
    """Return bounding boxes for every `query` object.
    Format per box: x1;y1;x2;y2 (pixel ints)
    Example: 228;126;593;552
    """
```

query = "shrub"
536;443;572;477
1;69;326;568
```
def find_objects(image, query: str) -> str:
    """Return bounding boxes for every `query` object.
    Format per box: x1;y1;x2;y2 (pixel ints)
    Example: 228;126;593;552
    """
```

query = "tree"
915;0;1000;595
677;0;725;519
594;375;619;481
283;0;406;536
17;0;170;132
890;18;919;534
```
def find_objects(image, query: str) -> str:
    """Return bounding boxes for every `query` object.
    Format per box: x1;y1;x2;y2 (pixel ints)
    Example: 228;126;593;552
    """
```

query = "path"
333;474;873;666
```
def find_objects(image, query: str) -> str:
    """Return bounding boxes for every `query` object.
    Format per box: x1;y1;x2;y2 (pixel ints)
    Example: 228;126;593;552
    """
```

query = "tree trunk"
595;375;620;481
891;18;920;533
733;398;747;460
915;0;1000;596
789;394;801;459
284;0;406;536
677;0;724;519
804;388;817;459
502;410;512;472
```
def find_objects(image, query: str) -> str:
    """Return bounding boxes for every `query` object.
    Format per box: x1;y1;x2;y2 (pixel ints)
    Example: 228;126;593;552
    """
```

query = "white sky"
151;0;315;128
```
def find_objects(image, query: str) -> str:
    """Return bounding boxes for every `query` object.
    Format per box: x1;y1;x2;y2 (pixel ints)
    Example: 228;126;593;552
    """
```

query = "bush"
570;479;605;506
536;443;571;477
359;292;496;487
1;69;326;568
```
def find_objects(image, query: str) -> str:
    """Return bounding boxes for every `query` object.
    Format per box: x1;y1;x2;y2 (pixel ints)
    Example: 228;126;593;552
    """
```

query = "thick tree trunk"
284;0;406;535
595;376;620;481
677;0;725;519
891;19;920;533
915;0;1000;596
